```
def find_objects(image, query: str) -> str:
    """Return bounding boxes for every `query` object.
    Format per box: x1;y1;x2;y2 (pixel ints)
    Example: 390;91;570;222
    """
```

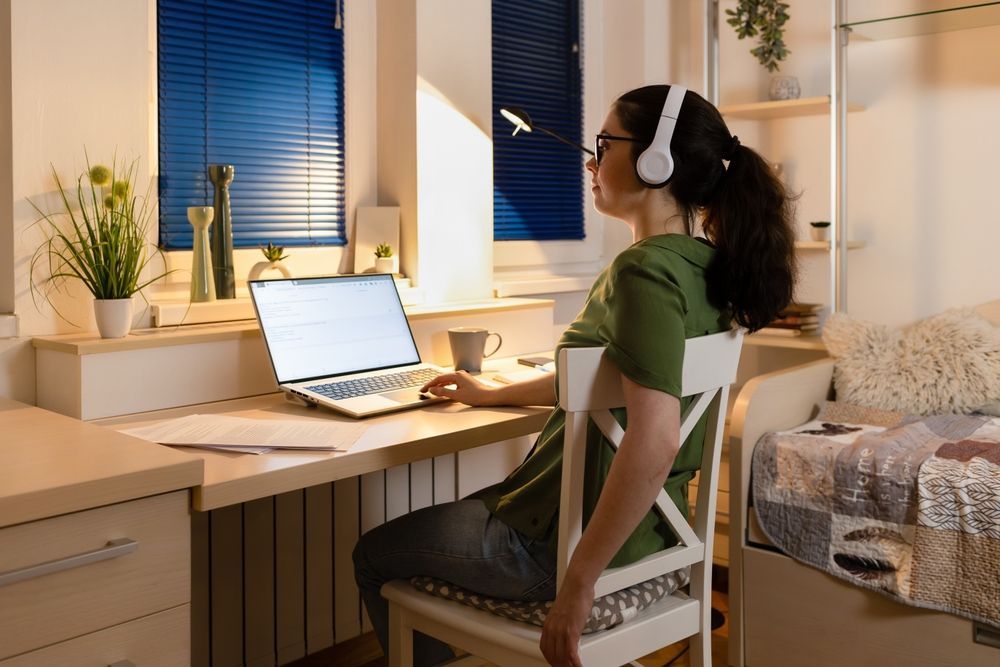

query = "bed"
726;301;1000;667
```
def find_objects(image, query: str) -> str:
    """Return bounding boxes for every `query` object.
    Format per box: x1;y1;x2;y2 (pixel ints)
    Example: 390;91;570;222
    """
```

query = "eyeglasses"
595;133;644;166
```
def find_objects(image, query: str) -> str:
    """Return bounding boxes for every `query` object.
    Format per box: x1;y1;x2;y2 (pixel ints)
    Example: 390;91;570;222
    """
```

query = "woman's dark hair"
615;85;796;332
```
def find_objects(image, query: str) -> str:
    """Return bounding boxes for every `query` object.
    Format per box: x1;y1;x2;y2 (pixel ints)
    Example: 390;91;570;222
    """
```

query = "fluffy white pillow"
822;309;1000;415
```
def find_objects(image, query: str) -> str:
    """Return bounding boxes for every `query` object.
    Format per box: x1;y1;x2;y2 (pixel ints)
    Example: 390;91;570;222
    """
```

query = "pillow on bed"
822;309;1000;415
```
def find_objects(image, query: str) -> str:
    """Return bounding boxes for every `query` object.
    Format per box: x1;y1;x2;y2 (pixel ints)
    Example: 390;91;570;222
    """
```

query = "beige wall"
709;0;1000;326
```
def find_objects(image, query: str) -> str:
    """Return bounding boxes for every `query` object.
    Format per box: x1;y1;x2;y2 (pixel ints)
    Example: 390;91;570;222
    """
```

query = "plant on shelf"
374;243;395;274
248;242;292;282
29;154;170;338
725;0;791;73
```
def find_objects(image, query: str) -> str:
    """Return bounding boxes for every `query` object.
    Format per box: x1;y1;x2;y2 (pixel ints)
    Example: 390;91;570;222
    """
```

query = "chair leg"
388;602;414;667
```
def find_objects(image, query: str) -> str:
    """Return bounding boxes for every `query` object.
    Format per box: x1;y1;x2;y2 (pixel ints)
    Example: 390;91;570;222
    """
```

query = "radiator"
191;437;534;667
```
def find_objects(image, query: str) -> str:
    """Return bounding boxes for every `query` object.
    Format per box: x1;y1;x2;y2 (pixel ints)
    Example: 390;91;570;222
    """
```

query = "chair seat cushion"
410;567;689;634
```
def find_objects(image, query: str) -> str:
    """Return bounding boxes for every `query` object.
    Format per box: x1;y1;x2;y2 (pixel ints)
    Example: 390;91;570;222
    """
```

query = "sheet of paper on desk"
491;362;555;385
120;414;365;452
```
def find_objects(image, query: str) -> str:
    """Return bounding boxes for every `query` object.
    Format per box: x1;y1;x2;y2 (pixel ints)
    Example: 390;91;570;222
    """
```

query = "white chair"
381;329;744;666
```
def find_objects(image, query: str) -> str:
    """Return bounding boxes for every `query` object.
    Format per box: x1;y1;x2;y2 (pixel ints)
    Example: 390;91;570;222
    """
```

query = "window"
157;0;346;250
492;0;584;242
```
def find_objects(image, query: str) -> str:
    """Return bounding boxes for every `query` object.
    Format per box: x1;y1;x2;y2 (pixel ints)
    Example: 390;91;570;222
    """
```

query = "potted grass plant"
29;154;170;338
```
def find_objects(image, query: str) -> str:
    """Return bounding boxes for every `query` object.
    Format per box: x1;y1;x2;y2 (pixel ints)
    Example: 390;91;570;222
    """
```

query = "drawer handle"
0;537;138;587
974;621;1000;649
108;661;136;667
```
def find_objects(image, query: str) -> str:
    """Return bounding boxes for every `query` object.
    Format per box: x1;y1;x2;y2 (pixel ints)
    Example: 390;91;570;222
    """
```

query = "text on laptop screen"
250;275;421;383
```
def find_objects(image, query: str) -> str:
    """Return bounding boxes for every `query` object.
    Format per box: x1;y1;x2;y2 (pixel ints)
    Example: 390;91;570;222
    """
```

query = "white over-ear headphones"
635;85;687;187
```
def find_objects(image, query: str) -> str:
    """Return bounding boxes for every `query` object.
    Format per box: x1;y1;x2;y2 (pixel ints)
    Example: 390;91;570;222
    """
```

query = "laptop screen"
249;275;421;384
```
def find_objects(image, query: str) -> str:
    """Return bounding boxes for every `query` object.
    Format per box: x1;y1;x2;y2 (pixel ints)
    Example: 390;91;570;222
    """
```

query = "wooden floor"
293;590;729;667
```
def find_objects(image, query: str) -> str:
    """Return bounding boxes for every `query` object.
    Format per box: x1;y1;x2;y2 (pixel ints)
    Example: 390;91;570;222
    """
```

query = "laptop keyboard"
306;368;441;401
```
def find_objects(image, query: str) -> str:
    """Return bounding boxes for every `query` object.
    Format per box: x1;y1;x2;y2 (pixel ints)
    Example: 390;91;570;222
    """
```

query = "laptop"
249;274;449;418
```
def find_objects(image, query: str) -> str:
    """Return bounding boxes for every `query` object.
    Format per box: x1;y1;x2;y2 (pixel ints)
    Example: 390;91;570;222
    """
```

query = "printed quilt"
752;402;1000;627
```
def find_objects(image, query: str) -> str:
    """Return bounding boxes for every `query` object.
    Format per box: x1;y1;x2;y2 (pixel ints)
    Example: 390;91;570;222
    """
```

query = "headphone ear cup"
636;146;674;187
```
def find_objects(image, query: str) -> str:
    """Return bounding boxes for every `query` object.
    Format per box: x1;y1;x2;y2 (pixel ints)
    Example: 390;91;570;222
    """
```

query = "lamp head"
500;107;533;136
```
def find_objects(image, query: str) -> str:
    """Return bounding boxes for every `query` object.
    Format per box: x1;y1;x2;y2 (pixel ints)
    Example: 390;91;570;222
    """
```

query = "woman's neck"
630;199;688;243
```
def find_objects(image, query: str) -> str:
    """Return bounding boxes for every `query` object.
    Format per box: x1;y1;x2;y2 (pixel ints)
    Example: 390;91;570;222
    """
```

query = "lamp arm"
535;125;595;156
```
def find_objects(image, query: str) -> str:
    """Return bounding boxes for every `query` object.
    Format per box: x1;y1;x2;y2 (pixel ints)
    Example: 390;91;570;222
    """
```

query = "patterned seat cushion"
410;567;689;634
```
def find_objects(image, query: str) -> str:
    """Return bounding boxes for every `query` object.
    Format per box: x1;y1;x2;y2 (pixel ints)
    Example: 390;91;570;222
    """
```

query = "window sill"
493;273;596;298
33;297;555;356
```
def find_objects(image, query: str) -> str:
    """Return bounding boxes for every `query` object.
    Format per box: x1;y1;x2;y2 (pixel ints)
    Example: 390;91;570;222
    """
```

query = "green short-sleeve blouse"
473;234;729;567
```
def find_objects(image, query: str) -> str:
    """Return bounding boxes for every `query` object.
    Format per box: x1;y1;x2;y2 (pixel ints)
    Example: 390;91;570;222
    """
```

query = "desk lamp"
499;106;594;157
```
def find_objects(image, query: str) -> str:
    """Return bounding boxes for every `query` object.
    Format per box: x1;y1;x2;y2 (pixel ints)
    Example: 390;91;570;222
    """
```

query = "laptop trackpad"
381;388;443;405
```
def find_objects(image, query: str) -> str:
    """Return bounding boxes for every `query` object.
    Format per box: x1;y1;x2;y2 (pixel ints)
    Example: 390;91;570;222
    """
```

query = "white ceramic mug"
448;327;503;373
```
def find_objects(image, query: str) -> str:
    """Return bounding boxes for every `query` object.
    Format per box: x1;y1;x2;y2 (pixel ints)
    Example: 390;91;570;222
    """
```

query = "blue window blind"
157;0;345;249
492;0;583;241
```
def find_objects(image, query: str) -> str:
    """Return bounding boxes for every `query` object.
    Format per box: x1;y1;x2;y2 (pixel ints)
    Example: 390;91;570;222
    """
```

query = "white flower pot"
809;225;830;242
375;256;394;274
248;260;292;282
94;298;134;338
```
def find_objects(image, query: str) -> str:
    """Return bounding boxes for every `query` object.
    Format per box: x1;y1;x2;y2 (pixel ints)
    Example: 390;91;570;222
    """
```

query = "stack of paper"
120;414;365;455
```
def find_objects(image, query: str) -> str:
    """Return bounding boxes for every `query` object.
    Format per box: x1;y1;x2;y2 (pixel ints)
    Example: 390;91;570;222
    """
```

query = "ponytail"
615;85;796;332
703;144;796;331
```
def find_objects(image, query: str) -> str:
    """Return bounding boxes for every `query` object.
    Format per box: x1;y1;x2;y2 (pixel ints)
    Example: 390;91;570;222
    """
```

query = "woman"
354;84;795;667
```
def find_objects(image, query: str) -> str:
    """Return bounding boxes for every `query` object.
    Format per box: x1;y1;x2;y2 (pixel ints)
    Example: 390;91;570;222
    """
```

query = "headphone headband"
635;85;687;187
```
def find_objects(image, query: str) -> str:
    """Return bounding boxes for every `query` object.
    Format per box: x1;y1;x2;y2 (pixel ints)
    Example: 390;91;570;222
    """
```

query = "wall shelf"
845;2;1000;41
719;96;863;121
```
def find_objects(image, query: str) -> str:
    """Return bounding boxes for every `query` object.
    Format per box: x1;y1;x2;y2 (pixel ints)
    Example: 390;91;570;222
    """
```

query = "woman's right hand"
421;371;500;407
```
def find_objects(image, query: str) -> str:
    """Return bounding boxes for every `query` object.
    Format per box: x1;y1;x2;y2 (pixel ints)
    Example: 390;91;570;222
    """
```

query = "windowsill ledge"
493;273;596;298
32;297;555;357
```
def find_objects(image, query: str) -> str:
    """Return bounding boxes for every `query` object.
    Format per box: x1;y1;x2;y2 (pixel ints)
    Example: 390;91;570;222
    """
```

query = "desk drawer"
0;604;189;667
0;491;190;659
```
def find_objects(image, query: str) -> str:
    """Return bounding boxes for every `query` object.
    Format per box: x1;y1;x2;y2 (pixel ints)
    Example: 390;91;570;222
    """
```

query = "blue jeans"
352;498;557;666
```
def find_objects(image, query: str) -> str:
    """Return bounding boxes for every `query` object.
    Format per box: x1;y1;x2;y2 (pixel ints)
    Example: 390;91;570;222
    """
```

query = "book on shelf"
756;326;820;338
780;302;824;316
764;321;819;331
770;314;819;326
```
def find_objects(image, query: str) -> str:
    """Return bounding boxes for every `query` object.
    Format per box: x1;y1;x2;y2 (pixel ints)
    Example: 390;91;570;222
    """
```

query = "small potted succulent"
809;221;831;242
248;242;292;281
374;243;395;274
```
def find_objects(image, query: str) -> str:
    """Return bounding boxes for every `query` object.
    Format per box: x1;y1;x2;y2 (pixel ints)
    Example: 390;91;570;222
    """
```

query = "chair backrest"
555;329;744;597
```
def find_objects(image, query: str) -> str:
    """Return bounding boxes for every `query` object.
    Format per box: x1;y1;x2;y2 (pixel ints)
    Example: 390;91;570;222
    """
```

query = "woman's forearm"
489;371;557;407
